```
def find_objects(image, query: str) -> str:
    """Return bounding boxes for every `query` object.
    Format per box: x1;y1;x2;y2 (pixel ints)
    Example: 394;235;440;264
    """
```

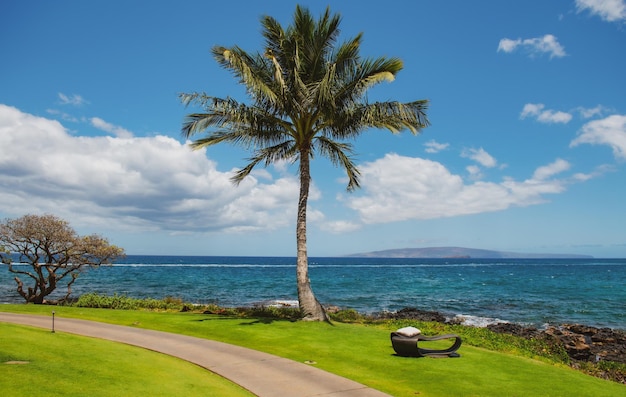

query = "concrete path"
0;312;391;397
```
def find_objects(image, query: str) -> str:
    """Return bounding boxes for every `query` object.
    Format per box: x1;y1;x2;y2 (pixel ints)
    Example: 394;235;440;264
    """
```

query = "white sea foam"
451;314;509;327
113;263;293;268
264;300;299;308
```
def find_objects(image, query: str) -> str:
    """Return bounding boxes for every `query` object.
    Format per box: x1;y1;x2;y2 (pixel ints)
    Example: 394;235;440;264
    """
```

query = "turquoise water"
1;256;625;330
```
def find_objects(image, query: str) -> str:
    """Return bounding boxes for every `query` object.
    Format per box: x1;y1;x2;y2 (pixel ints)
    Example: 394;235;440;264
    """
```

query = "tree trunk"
296;151;329;322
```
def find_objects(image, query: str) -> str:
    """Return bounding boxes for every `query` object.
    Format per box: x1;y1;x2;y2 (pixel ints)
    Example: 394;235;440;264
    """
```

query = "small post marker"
51;311;55;333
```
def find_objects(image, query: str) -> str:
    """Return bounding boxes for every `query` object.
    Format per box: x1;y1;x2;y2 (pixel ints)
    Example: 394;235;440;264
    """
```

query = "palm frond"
333;34;362;68
365;99;431;133
301;6;341;82
315;136;361;191
231;141;297;184
230;157;263;185
334;57;404;108
342;99;430;137
261;15;286;58
212;46;279;109
180;95;295;150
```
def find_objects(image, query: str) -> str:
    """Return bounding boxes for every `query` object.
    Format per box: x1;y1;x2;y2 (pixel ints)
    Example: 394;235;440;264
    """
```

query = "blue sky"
1;0;625;257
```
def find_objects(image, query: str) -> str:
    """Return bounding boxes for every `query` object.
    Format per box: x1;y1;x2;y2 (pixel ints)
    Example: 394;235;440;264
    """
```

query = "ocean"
1;256;624;330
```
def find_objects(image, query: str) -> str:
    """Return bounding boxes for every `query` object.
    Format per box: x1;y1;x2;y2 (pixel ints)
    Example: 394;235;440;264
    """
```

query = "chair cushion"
395;326;421;337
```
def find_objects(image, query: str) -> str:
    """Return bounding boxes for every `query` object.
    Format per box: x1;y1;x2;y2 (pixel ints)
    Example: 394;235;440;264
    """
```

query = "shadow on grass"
190;315;289;325
191;316;241;322
239;318;277;325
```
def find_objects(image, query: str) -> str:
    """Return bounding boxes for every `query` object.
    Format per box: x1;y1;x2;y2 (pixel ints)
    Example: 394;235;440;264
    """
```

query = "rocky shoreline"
373;307;626;383
486;322;626;364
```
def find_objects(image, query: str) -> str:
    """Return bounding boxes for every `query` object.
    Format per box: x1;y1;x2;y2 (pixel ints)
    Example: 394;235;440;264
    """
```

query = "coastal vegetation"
180;5;429;321
1;303;624;396
0;214;125;304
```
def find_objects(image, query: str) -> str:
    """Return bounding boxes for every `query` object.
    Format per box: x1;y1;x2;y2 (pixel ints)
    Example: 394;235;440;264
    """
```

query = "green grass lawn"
1;304;625;397
0;322;253;397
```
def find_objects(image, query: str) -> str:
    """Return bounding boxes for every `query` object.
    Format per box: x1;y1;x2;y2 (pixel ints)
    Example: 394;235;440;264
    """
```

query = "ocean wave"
262;299;299;308
450;314;510;328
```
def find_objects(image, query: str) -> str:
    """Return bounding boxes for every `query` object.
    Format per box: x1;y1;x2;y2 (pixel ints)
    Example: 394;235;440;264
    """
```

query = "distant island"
346;246;593;259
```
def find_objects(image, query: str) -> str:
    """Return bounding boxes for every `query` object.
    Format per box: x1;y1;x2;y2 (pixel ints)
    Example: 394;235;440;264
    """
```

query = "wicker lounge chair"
390;331;462;358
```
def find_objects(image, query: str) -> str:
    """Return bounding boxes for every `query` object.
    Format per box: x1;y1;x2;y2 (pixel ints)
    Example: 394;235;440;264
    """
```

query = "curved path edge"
0;312;391;397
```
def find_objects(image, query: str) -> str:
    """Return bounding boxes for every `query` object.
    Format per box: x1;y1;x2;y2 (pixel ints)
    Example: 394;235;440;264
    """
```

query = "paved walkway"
0;312;391;397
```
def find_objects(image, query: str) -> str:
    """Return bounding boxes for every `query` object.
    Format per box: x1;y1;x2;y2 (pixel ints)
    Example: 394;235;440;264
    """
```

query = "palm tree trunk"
296;150;329;322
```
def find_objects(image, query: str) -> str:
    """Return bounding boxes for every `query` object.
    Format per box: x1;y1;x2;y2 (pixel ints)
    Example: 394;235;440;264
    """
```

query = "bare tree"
0;214;125;304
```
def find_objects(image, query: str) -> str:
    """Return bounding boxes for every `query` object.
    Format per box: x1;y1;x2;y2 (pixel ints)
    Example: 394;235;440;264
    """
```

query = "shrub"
71;293;187;311
329;308;365;323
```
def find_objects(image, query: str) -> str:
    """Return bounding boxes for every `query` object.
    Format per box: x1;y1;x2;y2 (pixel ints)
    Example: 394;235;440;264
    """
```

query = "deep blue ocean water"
1;256;624;330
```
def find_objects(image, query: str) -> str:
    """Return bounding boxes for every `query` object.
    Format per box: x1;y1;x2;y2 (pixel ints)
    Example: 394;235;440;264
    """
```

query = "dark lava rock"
488;322;626;365
373;307;448;323
554;324;626;364
487;323;542;339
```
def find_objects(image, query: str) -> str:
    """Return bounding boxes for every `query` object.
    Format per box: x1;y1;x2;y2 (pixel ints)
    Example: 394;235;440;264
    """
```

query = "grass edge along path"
0;321;254;397
1;305;625;397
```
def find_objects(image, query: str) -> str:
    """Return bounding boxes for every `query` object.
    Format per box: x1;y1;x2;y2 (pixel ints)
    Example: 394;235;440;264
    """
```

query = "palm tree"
180;5;429;321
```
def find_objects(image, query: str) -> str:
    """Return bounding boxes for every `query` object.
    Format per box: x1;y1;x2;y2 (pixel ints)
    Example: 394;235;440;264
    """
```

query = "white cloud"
46;108;79;122
90;117;134;138
0;105;610;241
577;105;608;119
346;154;578;224
424;140;449;153
319;220;361;233
497;34;566;58
532;158;571;180
58;93;87;106
576;0;626;22
520;103;573;124
466;165;483;180
520;103;544;118
462;147;497;168
570;114;626;160
497;38;521;53
540;111;572;124
0;104;300;233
